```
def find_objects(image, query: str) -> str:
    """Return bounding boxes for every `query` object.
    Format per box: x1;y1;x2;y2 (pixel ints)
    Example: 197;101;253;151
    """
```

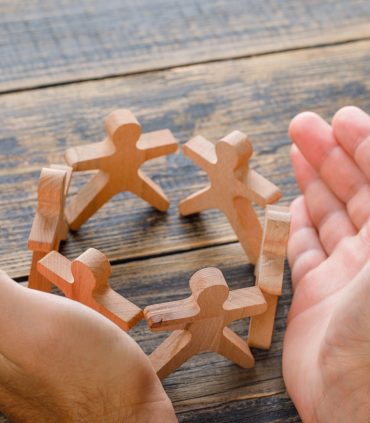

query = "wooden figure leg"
218;327;255;368
179;187;213;216
248;293;278;349
131;170;170;212
66;172;112;230
60;219;69;242
227;197;263;264
149;330;194;380
28;251;52;292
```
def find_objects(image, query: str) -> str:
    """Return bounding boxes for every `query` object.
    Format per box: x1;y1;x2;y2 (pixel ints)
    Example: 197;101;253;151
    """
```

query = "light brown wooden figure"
144;267;267;379
179;131;281;263
248;205;291;349
64;109;178;230
28;166;72;292
37;248;143;331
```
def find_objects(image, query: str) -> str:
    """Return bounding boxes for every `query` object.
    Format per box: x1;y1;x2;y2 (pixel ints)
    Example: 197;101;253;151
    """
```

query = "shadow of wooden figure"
144;267;267;380
28;165;72;292
248;205;291;349
37;248;143;331
179;131;281;263
64;109;179;230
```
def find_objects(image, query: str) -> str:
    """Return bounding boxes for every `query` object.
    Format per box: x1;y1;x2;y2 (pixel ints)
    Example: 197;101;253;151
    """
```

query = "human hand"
284;106;370;422
0;271;177;422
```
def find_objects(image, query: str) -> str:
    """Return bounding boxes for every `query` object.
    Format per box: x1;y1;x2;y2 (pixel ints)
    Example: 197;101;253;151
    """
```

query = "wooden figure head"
215;130;253;173
71;248;112;295
104;109;142;148
190;268;230;316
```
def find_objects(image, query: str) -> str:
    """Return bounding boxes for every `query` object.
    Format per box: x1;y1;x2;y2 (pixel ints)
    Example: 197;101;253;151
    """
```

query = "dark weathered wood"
0;0;370;92
1;40;370;278
177;393;301;422
0;242;299;421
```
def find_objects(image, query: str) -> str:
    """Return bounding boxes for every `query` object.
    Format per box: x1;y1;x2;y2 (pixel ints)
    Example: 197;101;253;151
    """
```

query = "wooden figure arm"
183;135;217;172
37;251;74;296
257;205;291;295
28;214;60;252
28;168;67;252
257;257;286;296
93;288;143;331
138;129;178;160
65;139;114;172
144;296;199;331
248;293;278;349
50;164;73;195
241;170;281;207
223;286;267;324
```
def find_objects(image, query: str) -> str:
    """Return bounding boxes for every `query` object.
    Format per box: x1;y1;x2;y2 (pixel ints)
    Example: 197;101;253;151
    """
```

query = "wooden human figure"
179;131;281;263
28;166;72;292
144;267;267;379
37;248;143;331
64;109;178;230
248;205;291;349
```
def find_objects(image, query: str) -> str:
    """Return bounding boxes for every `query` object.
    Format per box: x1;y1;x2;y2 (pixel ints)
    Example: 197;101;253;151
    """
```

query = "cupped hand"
0;272;177;422
284;106;370;422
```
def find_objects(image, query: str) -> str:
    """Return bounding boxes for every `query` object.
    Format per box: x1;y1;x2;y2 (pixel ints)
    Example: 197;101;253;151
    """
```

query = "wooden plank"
0;0;370;92
0;393;302;423
1;40;370;278
0;242;298;421
178;393;301;422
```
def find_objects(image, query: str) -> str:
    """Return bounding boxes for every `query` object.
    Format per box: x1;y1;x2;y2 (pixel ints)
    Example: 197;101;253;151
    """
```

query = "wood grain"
0;242;297;422
179;131;281;263
37;248;144;331
1;40;370;278
145;268;267;379
2;3;369;421
64;109;178;229
0;0;369;92
178;393;301;422
101;243;296;419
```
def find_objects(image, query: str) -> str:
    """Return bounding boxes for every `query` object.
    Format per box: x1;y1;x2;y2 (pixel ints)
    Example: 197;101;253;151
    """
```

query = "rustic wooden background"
1;1;370;421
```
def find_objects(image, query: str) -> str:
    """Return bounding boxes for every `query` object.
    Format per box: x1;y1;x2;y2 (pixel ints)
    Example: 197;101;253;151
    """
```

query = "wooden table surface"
1;1;370;421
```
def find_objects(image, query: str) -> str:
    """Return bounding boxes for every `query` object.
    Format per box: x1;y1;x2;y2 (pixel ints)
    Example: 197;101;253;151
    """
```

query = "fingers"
289;112;369;229
290;217;370;319
332;106;370;228
288;196;326;289
290;145;357;255
332;106;370;178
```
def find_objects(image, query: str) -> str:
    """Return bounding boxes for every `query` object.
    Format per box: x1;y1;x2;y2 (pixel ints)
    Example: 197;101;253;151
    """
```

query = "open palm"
0;272;176;422
284;106;370;422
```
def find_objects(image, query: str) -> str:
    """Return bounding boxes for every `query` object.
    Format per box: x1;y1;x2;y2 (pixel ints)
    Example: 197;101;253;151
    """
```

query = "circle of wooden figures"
27;109;291;380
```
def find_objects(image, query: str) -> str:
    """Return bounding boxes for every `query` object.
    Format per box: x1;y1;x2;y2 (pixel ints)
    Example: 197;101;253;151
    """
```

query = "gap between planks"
0;37;369;97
